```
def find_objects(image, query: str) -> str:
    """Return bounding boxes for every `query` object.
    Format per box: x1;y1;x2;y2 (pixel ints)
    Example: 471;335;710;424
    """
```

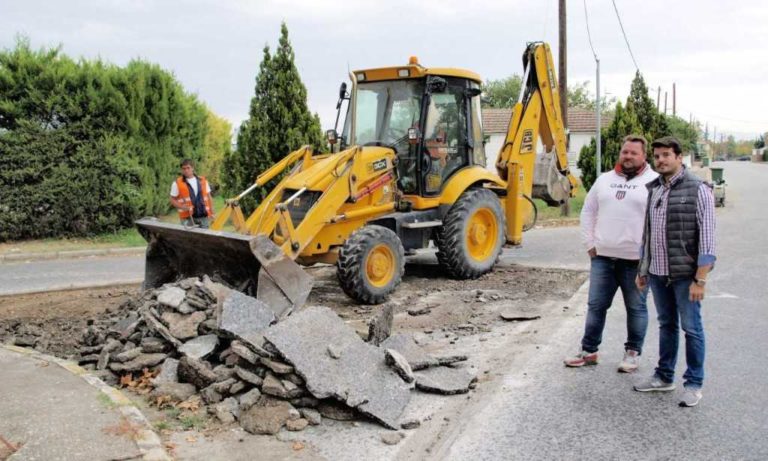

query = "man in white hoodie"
565;135;659;372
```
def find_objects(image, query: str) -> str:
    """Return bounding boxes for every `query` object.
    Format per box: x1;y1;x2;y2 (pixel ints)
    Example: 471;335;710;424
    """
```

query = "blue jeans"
581;256;648;354
649;275;706;389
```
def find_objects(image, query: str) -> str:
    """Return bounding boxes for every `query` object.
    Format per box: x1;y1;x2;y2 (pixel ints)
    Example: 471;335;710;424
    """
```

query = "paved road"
437;162;768;460
0;255;143;295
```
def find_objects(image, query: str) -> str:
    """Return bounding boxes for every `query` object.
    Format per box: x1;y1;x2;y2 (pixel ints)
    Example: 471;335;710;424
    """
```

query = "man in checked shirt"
633;136;716;407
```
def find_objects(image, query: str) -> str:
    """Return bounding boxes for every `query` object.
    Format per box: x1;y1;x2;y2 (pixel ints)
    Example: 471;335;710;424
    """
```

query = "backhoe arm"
495;42;579;244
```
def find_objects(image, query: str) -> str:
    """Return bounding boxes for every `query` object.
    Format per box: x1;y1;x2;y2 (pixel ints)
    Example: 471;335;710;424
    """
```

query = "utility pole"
664;92;668;114
672;83;676;117
558;0;570;216
657;86;661;109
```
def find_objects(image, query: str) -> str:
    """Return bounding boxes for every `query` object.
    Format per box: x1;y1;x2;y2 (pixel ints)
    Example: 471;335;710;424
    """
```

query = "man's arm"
580;178;600;257
689;183;717;301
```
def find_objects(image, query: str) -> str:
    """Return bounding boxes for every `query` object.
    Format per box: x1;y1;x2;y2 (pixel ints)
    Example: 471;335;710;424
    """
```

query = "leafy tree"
577;102;642;190
664;115;699;154
199;109;232;190
753;134;764;149
224;23;324;212
567;80;617;112
481;75;522;108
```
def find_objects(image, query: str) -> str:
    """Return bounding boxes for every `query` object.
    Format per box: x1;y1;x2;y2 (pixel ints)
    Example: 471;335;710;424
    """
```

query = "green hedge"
0;39;209;241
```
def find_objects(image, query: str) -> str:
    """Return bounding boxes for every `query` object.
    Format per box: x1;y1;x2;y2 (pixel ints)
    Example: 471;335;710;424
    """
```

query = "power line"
582;0;598;60
611;0;639;72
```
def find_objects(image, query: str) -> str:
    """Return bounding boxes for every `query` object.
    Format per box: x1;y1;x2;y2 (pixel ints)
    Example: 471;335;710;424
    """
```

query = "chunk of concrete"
385;349;414;383
413;366;477;395
140;337;167;354
151;383;197;402
218;291;276;345
299;408;322;426
239;388;262;411
500;306;541;322
230;340;259;365
367;304;394;346
381;432;404;445
264;306;411;429
162;311;206;340
152;358;179;386
179;334;219;360
261;373;289;399
239;396;296;435
235;367;263;387
178;355;218;389
156;286;186;309
109;353;168;373
317;400;357;421
110;313;141;339
141;308;183;349
260;357;294;375
380;334;438;370
286;418;309;431
212;397;240;424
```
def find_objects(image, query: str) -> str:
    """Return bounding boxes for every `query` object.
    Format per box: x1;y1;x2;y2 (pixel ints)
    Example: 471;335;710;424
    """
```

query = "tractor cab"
332;58;486;197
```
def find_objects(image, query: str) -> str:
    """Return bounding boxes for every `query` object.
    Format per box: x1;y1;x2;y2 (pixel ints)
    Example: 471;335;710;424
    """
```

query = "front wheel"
337;225;405;304
435;188;505;279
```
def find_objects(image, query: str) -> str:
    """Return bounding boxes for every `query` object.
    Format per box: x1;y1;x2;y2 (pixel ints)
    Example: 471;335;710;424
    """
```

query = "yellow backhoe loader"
136;42;578;315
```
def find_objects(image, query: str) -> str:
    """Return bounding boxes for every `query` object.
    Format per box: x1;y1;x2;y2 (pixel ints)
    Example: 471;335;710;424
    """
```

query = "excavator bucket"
136;218;312;318
532;152;573;206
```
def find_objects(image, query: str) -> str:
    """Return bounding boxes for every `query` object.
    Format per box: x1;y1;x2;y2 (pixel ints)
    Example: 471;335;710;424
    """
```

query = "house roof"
482;107;613;134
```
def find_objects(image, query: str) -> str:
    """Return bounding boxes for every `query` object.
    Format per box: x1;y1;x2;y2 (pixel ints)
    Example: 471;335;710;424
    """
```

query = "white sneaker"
618;349;640;373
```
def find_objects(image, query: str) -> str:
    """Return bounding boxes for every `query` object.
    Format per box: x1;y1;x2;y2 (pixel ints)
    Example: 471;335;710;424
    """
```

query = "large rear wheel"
436;188;505;279
337;225;405;304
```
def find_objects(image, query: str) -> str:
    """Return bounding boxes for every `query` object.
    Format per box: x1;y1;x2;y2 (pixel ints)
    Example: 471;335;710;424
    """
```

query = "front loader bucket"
136;218;312;318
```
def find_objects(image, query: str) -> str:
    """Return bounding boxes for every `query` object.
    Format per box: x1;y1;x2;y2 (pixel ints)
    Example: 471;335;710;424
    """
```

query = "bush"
0;38;219;241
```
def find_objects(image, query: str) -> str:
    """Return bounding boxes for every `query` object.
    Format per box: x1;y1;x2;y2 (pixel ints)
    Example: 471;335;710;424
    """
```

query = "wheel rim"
366;244;396;288
466;207;498;262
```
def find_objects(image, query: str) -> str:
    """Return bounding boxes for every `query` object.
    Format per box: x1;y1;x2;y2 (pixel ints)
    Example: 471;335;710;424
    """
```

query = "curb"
0;246;146;264
1;344;171;461
0;280;144;298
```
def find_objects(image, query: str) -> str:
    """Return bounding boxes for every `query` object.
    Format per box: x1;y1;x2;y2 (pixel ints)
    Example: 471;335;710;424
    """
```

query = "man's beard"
621;162;641;178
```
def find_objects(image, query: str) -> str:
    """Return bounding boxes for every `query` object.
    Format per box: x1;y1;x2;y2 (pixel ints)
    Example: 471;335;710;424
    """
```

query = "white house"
481;107;612;177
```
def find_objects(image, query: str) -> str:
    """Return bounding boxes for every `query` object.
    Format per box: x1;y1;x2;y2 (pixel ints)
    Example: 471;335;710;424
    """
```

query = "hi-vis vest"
175;176;213;219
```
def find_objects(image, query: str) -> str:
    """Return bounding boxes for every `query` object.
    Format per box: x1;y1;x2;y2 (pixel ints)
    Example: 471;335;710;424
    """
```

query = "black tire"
337;225;405;304
435;188;505;279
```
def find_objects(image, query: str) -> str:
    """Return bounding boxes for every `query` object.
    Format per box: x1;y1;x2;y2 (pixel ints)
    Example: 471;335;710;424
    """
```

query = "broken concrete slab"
368;304;394;346
260;357;293;375
140;308;183;349
109;353;168;373
238;388;262;412
286;418;309;431
140;337;167;353
212;397;240;424
413;366;477;395
381;432;404;445
218;291;276;346
179;334;219;360
264;306;411;429
379;333;438;370
239;396;296;435
299;408;321;426
499;305;542;322
152;358;180;386
385;349;414;383
435;355;469;366
156;286;186;309
151;382;197;402
178;355;218;389
234;367;263;387
109;313;141;339
162;311;206;340
316;400;357;421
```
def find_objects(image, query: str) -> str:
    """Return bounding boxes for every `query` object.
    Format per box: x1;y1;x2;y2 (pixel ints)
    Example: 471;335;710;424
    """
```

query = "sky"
2;0;767;141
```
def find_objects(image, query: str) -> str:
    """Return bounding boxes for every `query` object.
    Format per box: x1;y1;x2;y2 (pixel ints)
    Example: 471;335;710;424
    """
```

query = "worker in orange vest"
170;159;215;228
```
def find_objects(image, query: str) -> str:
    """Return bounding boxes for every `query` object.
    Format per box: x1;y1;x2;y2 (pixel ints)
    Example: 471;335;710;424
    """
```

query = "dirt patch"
0;264;585;360
0;286;139;357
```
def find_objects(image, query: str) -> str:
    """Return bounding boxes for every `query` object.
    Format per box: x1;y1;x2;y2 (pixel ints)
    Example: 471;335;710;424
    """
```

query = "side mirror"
339;82;347;99
326;129;338;145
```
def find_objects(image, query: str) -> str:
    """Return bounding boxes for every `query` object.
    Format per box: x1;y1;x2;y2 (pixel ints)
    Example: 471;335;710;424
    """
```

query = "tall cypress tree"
224;23;324;211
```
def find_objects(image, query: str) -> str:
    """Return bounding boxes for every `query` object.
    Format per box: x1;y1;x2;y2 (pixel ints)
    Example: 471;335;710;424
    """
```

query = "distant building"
481;107;613;176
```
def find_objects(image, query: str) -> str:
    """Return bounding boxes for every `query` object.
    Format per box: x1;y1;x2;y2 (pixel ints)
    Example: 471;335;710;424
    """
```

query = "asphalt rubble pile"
70;276;478;436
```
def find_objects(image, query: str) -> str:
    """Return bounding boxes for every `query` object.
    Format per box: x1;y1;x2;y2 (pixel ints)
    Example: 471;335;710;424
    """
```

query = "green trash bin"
702;157;711;167
711;167;724;184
